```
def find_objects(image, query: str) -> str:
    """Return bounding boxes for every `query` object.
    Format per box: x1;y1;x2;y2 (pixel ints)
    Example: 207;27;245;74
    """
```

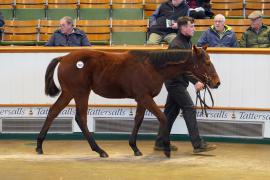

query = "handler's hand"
194;82;204;92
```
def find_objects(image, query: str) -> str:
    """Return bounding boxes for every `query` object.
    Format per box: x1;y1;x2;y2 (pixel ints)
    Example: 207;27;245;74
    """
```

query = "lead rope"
195;84;214;117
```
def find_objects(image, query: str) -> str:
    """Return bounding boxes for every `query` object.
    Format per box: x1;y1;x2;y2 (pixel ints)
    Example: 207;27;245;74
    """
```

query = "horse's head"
190;45;220;89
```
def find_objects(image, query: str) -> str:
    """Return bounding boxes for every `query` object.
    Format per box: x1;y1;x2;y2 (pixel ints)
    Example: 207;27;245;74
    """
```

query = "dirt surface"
0;140;269;180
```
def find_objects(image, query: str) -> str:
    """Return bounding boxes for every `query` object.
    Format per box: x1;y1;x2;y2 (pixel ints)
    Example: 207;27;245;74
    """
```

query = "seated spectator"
239;11;270;48
197;14;238;47
45;16;91;46
187;0;214;19
147;0;189;45
0;12;5;41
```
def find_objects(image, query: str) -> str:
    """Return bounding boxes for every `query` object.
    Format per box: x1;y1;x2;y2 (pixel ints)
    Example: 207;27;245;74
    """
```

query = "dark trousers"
156;84;202;149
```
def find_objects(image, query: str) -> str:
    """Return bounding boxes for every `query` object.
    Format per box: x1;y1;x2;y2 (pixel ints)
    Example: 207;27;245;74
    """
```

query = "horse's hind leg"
74;93;108;158
136;95;171;158
36;92;72;154
129;103;145;156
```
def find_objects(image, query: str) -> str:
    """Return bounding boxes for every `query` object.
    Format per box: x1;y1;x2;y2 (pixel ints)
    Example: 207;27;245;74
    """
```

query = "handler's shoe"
154;144;178;151
193;142;217;153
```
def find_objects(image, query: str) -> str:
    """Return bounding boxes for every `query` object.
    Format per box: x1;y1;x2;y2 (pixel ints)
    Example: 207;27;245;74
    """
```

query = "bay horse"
36;45;220;158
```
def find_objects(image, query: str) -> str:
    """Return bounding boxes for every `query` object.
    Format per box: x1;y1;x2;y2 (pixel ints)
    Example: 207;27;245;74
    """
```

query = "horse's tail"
45;57;61;97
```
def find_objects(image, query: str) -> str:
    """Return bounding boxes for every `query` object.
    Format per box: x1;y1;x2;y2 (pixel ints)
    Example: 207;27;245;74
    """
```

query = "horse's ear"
193;45;200;55
202;44;208;50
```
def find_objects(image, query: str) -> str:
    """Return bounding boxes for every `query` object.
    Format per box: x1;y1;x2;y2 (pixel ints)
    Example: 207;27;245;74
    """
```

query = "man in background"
239;11;270;48
45;16;91;46
197;14;238;47
147;0;189;44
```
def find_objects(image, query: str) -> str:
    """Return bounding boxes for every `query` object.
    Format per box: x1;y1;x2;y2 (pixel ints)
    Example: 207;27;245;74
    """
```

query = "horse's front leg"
129;103;146;156
136;95;171;158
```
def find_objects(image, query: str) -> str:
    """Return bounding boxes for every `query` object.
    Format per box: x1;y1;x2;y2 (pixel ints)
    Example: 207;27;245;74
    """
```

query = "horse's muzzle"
213;81;220;89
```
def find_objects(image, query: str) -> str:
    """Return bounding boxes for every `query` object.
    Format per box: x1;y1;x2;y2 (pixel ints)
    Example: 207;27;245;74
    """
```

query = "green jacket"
239;25;270;48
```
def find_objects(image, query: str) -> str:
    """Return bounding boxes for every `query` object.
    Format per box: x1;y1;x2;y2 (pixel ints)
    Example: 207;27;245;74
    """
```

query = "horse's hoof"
36;148;43;155
134;151;143;156
100;152;109;158
164;151;171;158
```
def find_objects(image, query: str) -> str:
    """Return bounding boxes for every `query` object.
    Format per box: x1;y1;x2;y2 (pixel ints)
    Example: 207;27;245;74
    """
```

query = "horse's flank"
56;49;191;99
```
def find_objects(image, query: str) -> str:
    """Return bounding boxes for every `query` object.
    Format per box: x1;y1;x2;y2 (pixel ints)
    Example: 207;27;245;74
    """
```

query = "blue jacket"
45;28;91;46
197;25;238;47
0;12;4;27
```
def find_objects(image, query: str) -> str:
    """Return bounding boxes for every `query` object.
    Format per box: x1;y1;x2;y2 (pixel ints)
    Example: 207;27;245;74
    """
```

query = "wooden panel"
246;3;270;9
39;34;51;41
76;20;110;26
0;5;13;8
0;0;14;4
112;4;143;8
195;19;213;26
86;34;110;41
212;10;244;16
2;47;270;54
39;27;57;34
3;34;37;41
47;4;77;8
144;0;165;3
263;19;270;25
236;33;243;39
112;27;147;32
246;0;270;2
112;20;147;26
40;20;59;27
4;27;37;34
79;27;110;33
112;0;143;3
144;11;155;18
231;26;249;33
48;0;78;3
4;20;39;27
226;19;250;26
15;5;45;8
80;0;110;3
212;0;243;2
79;4;110;8
16;0;45;4
144;4;159;10
212;3;244;10
195;26;209;31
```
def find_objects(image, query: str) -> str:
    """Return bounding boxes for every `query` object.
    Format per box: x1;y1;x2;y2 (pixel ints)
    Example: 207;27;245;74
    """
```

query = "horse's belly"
92;87;131;99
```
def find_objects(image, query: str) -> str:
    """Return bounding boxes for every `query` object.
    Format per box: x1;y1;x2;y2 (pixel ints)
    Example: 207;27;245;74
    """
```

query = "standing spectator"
0;12;5;41
187;0;214;19
154;16;217;153
147;0;189;45
239;11;270;48
45;16;91;46
197;14;238;47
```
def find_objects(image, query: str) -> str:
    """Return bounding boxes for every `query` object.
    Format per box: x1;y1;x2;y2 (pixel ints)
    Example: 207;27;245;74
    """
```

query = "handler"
154;16;217;153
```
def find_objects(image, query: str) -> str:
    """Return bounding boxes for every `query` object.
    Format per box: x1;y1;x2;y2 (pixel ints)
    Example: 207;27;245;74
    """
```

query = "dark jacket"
0;12;4;27
165;32;199;88
149;0;189;36
0;12;4;40
197;25;238;47
45;28;91;46
239;25;270;48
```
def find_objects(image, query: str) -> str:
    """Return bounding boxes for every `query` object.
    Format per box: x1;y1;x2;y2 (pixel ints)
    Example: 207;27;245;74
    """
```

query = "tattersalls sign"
1;106;270;121
0;106;270;137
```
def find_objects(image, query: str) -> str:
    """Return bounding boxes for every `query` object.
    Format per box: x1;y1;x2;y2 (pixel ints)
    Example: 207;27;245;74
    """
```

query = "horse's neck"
158;62;190;80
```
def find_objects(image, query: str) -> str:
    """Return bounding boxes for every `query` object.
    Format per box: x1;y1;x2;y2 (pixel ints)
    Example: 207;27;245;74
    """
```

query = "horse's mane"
129;49;192;68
